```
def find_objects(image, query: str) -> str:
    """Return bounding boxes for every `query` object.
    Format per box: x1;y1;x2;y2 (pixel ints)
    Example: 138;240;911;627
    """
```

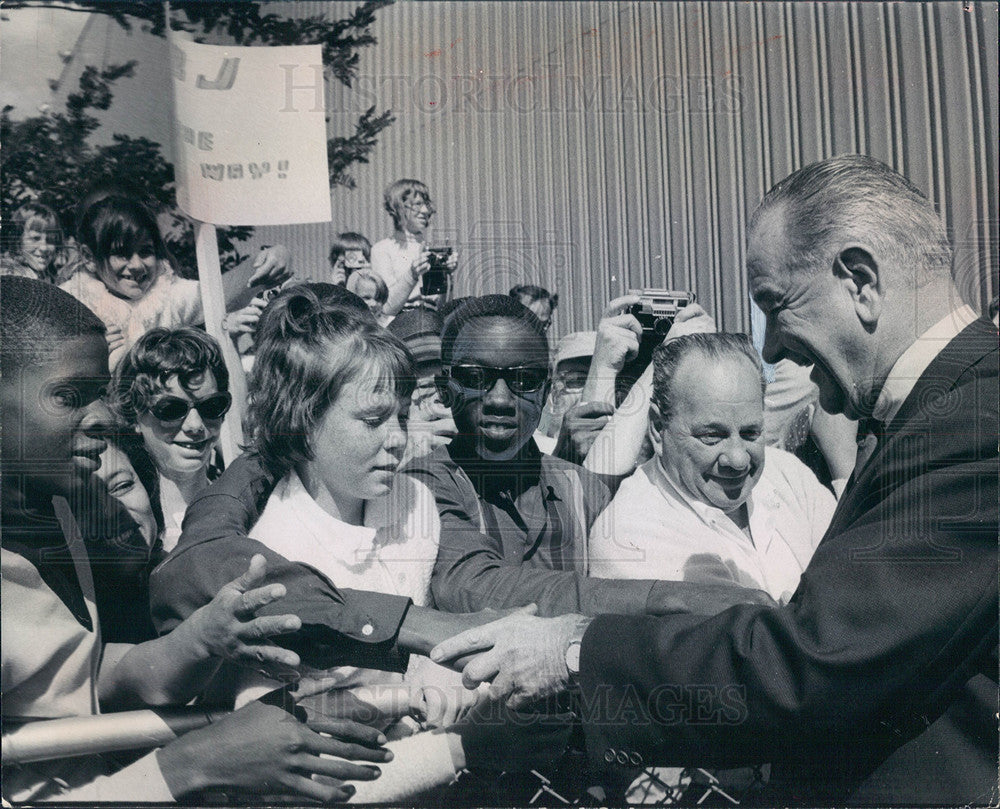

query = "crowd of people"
2;155;997;805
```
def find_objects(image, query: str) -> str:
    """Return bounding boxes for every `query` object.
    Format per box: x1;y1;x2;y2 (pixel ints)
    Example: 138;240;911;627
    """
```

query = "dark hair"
510;284;558;311
247;286;415;478
111;327;230;426
329;232;372;267
114;431;165;537
651;333;764;423
77;195;172;269
749;154;952;279
3;202;63;256
1;276;106;377
440;294;548;365
387;307;445;342
383;179;433;228
438;296;471;323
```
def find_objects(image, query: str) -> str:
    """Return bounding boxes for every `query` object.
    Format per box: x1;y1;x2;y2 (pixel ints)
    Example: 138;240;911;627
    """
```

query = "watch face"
566;639;582;675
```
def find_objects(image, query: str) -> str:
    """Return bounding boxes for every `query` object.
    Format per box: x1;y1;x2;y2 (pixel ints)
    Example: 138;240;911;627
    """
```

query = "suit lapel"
825;318;998;539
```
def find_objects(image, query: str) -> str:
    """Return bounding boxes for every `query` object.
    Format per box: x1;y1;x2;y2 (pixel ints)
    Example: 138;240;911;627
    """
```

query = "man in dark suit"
431;155;998;805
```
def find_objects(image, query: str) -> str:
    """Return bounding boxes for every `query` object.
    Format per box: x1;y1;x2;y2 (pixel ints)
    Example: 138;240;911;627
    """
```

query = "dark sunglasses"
445;364;548;394
147;392;232;423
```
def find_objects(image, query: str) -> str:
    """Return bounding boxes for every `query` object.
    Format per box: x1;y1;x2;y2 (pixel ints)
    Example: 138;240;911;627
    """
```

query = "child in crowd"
1;202;65;283
238;288;474;724
329;231;372;286
0;276;390;803
370;179;457;315
345;268;390;321
405;295;628;613
207;285;507;800
111;327;231;553
59;195;291;369
83;434;163;644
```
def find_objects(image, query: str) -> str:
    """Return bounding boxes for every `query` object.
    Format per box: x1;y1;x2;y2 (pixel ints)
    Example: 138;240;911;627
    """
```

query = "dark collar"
447;435;544;499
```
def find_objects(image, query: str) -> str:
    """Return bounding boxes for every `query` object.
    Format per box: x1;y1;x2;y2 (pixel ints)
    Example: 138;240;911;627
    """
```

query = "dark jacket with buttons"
150;453;411;672
579;319;999;805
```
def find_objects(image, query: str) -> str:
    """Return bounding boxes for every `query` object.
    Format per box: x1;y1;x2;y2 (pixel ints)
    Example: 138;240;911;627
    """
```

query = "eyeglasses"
555;371;588;393
402;198;435;215
445;364;548;394
147;392;232;424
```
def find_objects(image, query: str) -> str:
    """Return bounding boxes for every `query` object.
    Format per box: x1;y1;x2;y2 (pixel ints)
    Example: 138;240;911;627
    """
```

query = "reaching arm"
100;555;301;710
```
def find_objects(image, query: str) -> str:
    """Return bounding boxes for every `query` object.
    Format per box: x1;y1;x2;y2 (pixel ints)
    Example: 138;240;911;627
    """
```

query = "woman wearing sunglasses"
111;327;232;553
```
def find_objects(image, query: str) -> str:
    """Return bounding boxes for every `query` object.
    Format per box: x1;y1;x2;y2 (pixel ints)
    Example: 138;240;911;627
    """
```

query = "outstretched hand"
429;612;590;710
185;554;302;674
156;699;392;803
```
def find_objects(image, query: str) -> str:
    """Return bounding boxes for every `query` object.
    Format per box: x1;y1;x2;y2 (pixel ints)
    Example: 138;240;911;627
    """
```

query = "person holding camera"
370;179;457;317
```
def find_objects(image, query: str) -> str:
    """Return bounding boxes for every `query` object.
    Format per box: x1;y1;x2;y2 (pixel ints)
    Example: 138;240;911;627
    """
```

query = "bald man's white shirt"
589;447;836;603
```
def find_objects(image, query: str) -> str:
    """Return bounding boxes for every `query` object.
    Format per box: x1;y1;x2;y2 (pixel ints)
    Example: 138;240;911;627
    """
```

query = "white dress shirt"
589;447;836;603
872;304;980;426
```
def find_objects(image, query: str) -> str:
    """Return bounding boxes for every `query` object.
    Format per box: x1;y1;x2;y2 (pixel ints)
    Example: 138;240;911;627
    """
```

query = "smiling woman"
110;326;230;553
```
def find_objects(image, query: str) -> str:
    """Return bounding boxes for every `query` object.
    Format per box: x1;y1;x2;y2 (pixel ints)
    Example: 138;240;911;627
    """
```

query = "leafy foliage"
2;1;395;273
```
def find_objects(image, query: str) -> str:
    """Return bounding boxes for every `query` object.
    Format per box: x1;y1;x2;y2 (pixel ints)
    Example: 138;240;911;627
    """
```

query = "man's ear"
647;401;664;458
80;244;95;263
833;245;882;329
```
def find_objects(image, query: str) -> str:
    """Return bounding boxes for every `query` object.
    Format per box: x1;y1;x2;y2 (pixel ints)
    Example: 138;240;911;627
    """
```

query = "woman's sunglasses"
147;392;232;424
444;364;548;395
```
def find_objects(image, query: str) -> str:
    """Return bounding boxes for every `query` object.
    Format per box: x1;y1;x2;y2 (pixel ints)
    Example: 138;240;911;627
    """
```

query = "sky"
1;6;89;117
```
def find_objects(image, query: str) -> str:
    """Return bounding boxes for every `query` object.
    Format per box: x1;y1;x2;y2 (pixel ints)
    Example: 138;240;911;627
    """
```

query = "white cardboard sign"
170;37;331;225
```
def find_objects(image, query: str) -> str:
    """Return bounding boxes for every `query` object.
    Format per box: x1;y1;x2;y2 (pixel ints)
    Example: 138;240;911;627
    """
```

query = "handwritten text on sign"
169;37;331;225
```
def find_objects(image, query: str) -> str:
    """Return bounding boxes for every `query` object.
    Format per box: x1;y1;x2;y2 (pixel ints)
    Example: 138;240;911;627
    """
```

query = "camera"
628;289;697;344
421;247;454;295
260;285;283;304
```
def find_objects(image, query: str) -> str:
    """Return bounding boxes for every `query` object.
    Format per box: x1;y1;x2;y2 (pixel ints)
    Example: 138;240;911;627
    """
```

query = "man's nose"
80;400;114;437
719;441;752;472
761;325;786;365
127;253;145;270
484;377;515;405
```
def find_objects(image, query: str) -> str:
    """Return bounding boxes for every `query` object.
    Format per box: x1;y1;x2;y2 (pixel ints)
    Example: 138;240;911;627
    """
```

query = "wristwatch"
565;638;582;680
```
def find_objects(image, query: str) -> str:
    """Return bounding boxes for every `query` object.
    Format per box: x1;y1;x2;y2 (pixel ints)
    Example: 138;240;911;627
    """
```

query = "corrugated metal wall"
53;2;999;337
263;1;998;337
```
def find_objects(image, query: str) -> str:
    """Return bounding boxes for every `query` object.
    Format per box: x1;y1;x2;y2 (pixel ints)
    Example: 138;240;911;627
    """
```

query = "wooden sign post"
169;27;331;463
194;221;247;462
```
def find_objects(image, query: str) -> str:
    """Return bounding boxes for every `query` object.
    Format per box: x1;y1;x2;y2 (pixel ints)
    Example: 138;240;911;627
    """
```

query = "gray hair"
749;154;952;282
651;333;764;424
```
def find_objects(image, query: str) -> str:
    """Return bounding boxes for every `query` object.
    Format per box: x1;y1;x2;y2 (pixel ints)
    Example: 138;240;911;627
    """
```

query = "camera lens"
653;317;672;335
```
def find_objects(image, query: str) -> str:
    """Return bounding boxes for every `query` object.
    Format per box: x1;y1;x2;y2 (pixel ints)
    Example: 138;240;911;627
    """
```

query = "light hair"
383;179;432;229
247;286;414;477
346;269;389;305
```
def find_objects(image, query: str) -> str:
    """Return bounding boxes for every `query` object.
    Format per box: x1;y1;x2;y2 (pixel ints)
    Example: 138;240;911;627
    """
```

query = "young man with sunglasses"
404;294;763;619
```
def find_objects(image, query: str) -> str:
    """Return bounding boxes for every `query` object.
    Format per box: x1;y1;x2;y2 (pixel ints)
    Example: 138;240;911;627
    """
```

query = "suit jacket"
579;319;999;805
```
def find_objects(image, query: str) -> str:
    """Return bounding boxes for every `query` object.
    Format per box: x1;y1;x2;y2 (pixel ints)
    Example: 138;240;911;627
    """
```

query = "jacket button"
629;751;644;766
361;623;374;636
604;748;616;763
616;751;629;765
